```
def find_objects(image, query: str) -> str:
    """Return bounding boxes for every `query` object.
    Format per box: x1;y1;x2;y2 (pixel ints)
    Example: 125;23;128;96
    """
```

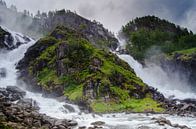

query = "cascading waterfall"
116;38;196;100
0;27;196;129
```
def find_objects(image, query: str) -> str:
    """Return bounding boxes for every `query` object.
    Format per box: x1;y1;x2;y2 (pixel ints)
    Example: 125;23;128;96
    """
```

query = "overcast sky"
5;0;196;33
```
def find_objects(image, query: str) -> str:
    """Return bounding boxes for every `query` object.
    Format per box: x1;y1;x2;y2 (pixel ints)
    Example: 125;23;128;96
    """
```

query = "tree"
35;10;41;18
10;5;17;12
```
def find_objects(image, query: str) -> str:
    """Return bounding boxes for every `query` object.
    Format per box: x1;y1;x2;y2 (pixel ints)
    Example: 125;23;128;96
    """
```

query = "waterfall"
0;27;195;129
116;38;196;100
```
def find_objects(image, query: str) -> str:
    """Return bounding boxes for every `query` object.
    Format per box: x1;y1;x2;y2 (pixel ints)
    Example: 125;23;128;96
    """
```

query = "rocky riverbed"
0;86;77;129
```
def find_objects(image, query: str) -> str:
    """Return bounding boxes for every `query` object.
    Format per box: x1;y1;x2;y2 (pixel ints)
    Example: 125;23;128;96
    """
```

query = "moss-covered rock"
18;26;165;113
165;48;196;87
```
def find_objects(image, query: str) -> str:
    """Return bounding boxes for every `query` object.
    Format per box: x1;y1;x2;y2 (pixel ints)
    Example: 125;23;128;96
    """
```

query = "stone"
63;104;75;112
78;126;86;129
6;86;26;97
137;126;150;129
91;121;105;126
67;120;78;126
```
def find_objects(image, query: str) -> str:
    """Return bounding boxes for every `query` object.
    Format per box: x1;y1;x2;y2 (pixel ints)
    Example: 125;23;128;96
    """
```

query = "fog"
5;0;196;33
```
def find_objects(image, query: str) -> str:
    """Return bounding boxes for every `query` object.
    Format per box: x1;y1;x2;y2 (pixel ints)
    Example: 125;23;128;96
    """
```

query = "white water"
116;38;196;100
0;28;196;129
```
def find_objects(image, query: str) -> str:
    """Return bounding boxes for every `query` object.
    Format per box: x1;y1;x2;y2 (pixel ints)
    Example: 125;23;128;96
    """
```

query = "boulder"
17;98;40;110
63;104;75;112
6;86;26;97
91;121;105;126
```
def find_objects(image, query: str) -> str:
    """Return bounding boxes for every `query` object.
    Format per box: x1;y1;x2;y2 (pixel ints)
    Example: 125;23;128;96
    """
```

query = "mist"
5;0;196;33
118;42;196;100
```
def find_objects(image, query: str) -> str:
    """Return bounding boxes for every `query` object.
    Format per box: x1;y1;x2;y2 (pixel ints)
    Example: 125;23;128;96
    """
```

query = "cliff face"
0;26;31;50
165;48;196;88
0;1;118;50
0;27;10;48
17;26;165;113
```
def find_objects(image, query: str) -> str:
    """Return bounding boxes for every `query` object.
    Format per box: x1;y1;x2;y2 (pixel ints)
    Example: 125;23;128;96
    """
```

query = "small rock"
78;126;86;129
67;120;78;126
63;104;75;112
91;121;105;126
6;86;26;97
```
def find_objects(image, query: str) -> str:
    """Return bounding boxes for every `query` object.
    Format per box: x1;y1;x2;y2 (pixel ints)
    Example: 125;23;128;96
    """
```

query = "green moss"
91;98;164;113
167;47;196;61
110;86;130;101
174;47;196;55
64;84;83;101
37;68;62;87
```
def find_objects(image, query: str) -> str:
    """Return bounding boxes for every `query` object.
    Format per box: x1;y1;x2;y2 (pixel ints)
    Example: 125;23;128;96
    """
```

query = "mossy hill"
122;16;196;62
0;1;117;50
17;26;165;113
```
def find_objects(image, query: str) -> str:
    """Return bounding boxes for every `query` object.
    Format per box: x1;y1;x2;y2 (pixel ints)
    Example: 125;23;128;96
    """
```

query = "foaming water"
116;38;196;100
0;28;195;128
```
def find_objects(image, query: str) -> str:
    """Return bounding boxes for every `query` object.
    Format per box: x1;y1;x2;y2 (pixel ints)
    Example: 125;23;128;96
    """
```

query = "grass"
64;84;83;101
174;47;196;55
90;98;164;113
37;68;62;87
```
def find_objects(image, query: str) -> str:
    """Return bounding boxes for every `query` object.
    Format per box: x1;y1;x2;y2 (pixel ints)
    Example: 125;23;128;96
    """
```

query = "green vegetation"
167;47;196;61
25;26;164;113
122;16;196;61
173;47;196;55
91;98;164;113
0;123;13;129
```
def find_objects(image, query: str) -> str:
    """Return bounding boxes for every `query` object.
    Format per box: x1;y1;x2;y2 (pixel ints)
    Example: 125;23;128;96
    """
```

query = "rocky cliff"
0;26;13;49
0;26;31;50
17;26;165;113
165;48;196;88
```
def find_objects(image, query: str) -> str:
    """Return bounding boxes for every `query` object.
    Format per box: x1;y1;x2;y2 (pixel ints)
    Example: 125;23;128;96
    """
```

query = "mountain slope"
122;16;195;61
0;1;118;50
17;26;165;113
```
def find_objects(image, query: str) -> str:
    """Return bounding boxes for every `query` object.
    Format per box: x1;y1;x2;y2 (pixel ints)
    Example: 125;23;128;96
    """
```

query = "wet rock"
63;104;75;112
67;120;78;126
17;98;40;110
56;96;67;102
0;87;77;129
137;126;150;129
91;121;105;126
152;117;191;129
6;86;26;97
